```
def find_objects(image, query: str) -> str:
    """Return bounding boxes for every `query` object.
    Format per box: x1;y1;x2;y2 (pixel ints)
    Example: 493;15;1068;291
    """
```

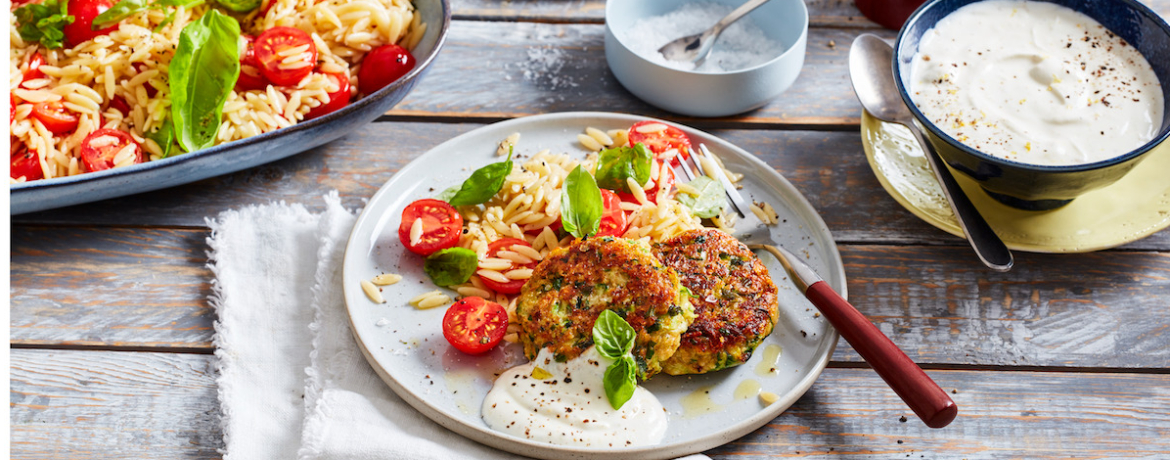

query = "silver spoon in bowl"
848;34;1014;272
657;0;771;66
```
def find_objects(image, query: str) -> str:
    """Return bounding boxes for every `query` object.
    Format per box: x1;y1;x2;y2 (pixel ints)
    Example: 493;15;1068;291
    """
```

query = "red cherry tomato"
305;72;350;120
22;52;45;83
32;101;79;134
596;189;628;238
63;0;119;47
10;94;16;124
357;44;415;96
479;238;538;295
442;296;508;355
108;96;131;115
628;121;693;165
235;35;270;92
10;142;43;181
253;27;317;87
80;128;143;172
398;198;463;256
618;160;676;205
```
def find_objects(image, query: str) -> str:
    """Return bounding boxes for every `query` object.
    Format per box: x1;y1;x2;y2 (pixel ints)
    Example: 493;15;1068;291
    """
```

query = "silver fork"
677;143;959;429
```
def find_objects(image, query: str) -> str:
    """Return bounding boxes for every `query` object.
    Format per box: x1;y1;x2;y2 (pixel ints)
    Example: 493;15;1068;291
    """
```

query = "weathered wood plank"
450;0;883;28
15;122;1170;249
12;223;1170;369
12;349;1170;459
10;227;213;349
382;21;886;127
10;350;222;460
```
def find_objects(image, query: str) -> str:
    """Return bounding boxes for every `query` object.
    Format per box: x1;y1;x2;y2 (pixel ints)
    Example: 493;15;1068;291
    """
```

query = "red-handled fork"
679;144;958;429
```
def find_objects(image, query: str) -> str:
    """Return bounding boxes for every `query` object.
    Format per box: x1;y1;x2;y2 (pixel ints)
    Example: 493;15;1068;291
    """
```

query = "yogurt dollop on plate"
481;347;667;448
909;0;1164;166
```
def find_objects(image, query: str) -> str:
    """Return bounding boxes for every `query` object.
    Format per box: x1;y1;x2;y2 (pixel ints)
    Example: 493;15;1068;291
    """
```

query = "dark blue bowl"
894;0;1170;210
10;0;451;215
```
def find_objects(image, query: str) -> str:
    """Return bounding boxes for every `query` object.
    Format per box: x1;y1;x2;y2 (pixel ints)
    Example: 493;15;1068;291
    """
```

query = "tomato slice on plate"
22;52;45;83
32;101;80;134
618;160;676;205
357;44;416;96
305;71;351;120
80;128;143;172
236;35;271;92
597;189;628;238
480;238;538;295
442;296;508;355
108;96;131;116
10;141;43;182
253;27;318;87
398;198;464;256
63;0;119;47
628;120;693;165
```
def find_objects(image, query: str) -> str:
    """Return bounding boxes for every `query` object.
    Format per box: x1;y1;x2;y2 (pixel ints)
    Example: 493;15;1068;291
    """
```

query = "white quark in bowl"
908;0;1164;166
619;2;783;73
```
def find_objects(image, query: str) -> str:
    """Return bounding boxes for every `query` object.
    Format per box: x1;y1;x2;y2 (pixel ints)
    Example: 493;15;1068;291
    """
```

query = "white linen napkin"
208;192;710;460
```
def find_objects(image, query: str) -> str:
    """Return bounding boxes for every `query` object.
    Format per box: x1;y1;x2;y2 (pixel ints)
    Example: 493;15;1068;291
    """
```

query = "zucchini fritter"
653;229;779;375
515;237;695;380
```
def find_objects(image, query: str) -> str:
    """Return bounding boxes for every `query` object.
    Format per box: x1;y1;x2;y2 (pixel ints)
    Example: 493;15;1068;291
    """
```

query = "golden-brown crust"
515;237;694;379
653;229;779;375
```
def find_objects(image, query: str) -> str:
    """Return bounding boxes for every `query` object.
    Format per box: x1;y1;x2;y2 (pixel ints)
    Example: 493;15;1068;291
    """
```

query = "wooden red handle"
805;281;958;428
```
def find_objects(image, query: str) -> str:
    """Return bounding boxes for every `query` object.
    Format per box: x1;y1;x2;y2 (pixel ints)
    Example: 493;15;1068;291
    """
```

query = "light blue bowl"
604;0;808;118
11;0;450;215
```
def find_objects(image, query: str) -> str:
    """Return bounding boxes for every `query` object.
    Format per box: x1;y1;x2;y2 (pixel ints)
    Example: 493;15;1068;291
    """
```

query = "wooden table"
12;1;1170;458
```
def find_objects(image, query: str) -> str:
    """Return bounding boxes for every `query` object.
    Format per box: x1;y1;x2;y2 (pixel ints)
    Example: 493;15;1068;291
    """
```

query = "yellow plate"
861;110;1170;253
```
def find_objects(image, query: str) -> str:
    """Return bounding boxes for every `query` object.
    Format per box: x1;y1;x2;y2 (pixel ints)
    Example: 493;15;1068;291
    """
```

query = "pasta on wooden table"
8;0;426;183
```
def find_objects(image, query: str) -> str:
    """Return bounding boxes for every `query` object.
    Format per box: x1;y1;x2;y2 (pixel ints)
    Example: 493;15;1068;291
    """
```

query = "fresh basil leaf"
170;9;240;152
593;143;652;193
676;175;726;218
145;117;178;158
447;152;513;207
560;165;602;238
156;0;205;6
423;247;478;287
92;0;149;29
603;355;637;410
592;309;635;360
15;0;73;49
435;185;460;203
215;0;260;12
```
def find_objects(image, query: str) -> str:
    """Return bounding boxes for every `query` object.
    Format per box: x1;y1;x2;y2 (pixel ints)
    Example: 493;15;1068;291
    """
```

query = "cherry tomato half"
32;101;79;134
253;27;318;87
357;44;415;96
80;128;143;172
628;120;692;165
398;198;463;256
305;71;350;120
479;238;538;295
10;142;43;181
618;160;676;205
597;189;628;238
442;296;508;355
22;52;45;83
108;96;131;115
64;0;119;47
235;35;270;92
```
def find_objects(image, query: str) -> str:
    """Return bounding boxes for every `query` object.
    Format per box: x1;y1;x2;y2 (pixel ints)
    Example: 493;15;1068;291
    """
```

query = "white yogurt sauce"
481;347;667;448
909;0;1163;166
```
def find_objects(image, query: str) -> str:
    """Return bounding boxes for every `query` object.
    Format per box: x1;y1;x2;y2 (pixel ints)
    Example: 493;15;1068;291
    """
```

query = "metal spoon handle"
906;122;1014;271
707;0;770;39
804;281;958;428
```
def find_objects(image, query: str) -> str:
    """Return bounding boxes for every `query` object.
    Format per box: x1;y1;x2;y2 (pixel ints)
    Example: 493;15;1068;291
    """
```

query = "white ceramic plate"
342;112;844;459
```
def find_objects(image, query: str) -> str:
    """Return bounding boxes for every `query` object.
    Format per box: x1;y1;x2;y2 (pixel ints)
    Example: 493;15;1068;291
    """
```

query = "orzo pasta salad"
370;120;777;356
9;0;426;183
